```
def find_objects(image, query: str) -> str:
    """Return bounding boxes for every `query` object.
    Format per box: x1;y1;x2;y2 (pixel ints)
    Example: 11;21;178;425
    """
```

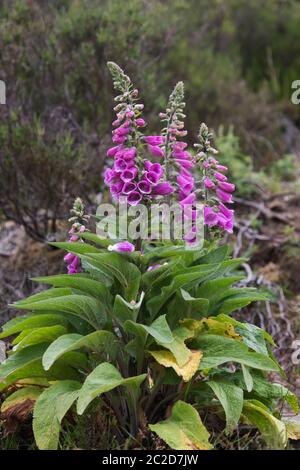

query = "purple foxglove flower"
144;171;160;185
203;161;211;169
179;192;196;206
108;241;135;253
112;119;121;127
174;159;193;169
144;136;165;145
123;147;137;160
172;150;191;160
148;145;165;158
110;181;124;195
138;181;152;194
204;177;215;189
171;141;188;151
120;168;138;182
135;118;146;127
218;181;235;193
216;164;228;172
152;182;174;195
216;213;233;233
204;206;218;226
219;202;234;219
216;188;233;204
147;264;162;271
127;191;142;206
113;126;130;136
126;110;135;118
107;145;121;157
214;171;227;182
114;159;128;171
112;135;126;144
123;182;137;194
64;252;75;263
180;182;194;197
144;161;163;176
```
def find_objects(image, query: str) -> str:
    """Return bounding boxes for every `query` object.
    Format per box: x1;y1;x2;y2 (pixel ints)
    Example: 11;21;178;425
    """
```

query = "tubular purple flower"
120;168;138;182
204;207;218;226
144;171;160;185
216;188;233;204
138;181;152;194
135;118;146;127
218;181;235;193
123;182;137;194
204;177;215;189
152;182;174;196
144;136;165;145
108;241;135;253
127;191;142;206
214;171;227;182
107;145;122;157
147;145;165;158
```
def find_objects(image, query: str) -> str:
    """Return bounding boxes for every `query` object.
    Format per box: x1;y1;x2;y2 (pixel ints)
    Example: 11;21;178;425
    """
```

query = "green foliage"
0;240;297;450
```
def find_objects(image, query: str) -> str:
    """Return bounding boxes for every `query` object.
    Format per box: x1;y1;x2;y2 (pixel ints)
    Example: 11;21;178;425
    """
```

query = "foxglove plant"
0;63;297;452
64;198;88;274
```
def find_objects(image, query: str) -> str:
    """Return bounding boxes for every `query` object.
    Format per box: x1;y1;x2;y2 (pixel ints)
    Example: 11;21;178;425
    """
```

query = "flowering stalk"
64;197;88;274
195;123;235;235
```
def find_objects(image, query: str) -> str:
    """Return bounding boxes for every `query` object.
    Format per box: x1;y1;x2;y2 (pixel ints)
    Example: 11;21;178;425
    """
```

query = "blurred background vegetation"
1;0;300;238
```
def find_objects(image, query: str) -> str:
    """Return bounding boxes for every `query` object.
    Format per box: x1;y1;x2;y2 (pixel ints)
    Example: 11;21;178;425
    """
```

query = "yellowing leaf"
150;349;202;382
1;386;42;413
180;317;241;340
149;400;212;450
283;415;300;440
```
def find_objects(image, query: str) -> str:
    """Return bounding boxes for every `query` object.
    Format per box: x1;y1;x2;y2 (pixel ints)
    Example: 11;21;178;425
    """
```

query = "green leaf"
194;335;279;371
13;288;72;306
13;325;68;350
206;380;244;430
179;289;209;319
191;245;228;266
147;265;219;317
50;241;101;254
32;274;112;305
113;292;145;324
42;331;119;370
242;400;287;449
241;364;254;392
84;253;141;301
77;362;146;415
0;314;69;339
149;401;212;450
125;315;173;345
14;294;107;330
0;344;80;391
33;380;81;450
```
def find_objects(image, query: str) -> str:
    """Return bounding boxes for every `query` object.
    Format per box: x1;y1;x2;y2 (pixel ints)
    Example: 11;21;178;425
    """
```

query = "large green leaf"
0;314;69;339
12;325;68;350
50;241;101;254
84;253;141;301
242;400;287;449
14;294;107;330
206;380;244;431
194;335;279;371
33;380;81;450
32;274;112;306
125;315;173;345
13;288;72;306
0;344;80;390
77;362;146;414
147;264;219;317
42;331;119;370
149;401;212;450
